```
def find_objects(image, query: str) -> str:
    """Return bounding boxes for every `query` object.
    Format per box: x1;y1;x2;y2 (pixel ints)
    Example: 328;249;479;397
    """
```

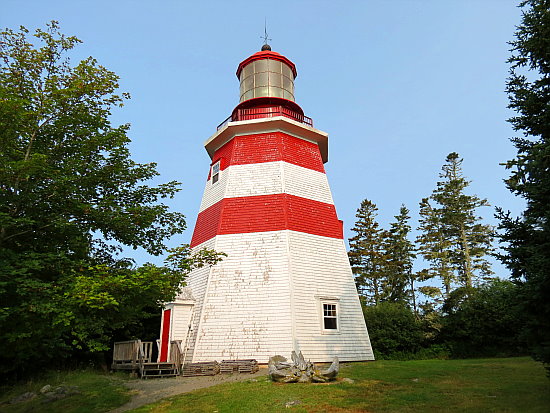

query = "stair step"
143;363;176;368
143;366;177;370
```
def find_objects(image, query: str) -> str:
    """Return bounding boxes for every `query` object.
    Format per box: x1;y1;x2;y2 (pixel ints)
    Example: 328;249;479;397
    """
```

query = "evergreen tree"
497;0;550;373
417;197;454;299
384;205;417;312
433;153;494;288
348;199;387;305
417;153;493;300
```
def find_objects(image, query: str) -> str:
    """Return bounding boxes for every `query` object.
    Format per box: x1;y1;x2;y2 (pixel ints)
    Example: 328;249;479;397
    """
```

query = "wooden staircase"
112;339;184;379
140;362;179;379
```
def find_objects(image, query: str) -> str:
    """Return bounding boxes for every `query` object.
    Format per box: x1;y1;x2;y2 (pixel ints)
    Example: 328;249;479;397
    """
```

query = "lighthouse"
159;45;374;364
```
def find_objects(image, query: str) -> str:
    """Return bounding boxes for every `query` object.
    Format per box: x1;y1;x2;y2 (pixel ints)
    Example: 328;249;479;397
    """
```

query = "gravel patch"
110;368;266;412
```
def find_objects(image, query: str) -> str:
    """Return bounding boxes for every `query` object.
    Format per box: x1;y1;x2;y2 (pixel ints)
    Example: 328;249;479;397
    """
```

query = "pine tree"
433;153;494;288
497;0;550;373
417;197;454;299
417;153;493;300
384;205;417;312
348;199;387;305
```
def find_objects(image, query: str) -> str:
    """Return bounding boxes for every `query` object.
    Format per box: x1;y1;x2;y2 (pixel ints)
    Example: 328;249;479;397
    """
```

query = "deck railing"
112;340;153;370
217;106;313;130
169;340;183;374
112;340;153;363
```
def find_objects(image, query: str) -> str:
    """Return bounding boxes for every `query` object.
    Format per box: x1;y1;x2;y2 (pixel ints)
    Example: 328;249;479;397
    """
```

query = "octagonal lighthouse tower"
159;46;374;364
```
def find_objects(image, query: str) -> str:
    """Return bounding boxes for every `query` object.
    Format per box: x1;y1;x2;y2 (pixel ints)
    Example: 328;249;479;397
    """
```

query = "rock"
9;391;37;404
54;385;80;395
285;399;301;408
270;352;339;383
42;392;67;403
41;385;80;403
40;385;52;394
342;377;355;384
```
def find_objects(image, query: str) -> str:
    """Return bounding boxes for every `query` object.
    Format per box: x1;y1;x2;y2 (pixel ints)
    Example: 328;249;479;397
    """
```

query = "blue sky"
2;0;525;277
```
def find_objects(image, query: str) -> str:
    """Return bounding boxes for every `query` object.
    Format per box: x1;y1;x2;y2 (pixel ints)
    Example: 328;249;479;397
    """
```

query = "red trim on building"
206;132;325;181
190;194;343;247
232;97;304;116
236;50;297;78
190;200;223;247
159;309;171;362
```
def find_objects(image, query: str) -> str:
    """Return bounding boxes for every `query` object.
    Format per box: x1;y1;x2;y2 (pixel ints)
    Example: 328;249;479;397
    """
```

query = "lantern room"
237;47;297;102
219;46;312;130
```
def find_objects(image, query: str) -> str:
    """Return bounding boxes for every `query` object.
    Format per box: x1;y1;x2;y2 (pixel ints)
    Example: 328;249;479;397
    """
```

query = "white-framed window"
323;303;338;330
316;296;340;334
211;161;220;185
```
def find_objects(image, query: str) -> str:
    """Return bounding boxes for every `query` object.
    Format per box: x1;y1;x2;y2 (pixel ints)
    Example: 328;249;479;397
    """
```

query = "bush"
440;280;527;358
363;302;425;359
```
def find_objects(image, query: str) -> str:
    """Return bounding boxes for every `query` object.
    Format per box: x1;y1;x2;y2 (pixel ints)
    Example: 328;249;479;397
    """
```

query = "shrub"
363;302;425;359
440;280;527;358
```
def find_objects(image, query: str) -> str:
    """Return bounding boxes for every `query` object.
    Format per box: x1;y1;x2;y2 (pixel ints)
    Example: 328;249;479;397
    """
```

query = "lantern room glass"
239;59;295;102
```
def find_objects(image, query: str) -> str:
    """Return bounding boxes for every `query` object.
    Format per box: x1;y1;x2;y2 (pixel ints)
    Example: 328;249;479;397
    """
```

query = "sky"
2;0;526;277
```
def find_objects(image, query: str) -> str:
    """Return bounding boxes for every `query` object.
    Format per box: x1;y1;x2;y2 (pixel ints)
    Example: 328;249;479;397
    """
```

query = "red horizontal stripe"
190;194;343;247
190;200;223;247
207;132;325;180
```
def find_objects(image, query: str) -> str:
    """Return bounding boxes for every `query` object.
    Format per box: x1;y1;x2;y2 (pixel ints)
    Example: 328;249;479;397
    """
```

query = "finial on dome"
261;19;272;51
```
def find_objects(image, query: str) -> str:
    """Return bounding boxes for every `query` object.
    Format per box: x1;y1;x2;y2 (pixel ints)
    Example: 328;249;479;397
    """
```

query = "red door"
159;309;171;362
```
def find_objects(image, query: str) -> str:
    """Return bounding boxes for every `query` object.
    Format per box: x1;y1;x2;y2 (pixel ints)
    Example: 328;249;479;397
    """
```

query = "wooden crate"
220;359;259;374
182;361;220;377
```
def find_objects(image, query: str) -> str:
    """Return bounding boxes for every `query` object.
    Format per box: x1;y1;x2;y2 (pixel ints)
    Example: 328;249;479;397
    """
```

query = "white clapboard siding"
199;161;334;212
287;231;374;361
171;304;194;342
182;238;216;358
281;162;334;205
185;230;374;363
190;231;294;362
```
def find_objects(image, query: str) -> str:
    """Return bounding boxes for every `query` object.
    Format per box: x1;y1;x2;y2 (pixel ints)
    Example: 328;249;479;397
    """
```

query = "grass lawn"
0;369;130;413
131;357;549;413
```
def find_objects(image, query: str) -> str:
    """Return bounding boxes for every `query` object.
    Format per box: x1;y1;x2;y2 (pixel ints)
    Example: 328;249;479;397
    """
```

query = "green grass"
130;357;550;413
0;369;131;413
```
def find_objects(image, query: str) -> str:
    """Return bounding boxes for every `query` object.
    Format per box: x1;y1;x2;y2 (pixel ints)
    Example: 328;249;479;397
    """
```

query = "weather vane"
261;18;271;49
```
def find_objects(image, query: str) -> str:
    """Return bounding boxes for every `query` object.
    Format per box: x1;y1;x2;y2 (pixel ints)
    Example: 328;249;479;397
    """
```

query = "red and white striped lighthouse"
160;45;374;363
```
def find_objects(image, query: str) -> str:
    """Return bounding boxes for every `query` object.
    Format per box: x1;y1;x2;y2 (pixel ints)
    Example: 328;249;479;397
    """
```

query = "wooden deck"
112;340;260;378
112;339;183;379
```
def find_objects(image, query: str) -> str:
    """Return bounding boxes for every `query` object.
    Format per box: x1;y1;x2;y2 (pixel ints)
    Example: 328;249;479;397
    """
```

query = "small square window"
323;303;338;330
211;162;220;185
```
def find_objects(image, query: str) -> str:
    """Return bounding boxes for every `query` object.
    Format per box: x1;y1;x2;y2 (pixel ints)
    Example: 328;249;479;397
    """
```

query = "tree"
417;197;454;300
417;153;494;301
384;205;417;311
63;246;223;357
497;0;550;374
0;22;199;375
348;199;387;305
362;302;424;359
440;280;526;358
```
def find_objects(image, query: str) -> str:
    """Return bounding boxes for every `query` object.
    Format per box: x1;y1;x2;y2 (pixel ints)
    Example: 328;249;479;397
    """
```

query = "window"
238;59;295;103
323;303;338;330
211;161;220;185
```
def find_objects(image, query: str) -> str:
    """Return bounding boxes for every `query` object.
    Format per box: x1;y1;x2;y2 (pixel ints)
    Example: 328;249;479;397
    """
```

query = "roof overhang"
204;117;329;163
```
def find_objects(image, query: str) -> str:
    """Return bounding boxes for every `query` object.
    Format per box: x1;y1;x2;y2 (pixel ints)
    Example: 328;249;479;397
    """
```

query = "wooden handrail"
169;340;183;374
